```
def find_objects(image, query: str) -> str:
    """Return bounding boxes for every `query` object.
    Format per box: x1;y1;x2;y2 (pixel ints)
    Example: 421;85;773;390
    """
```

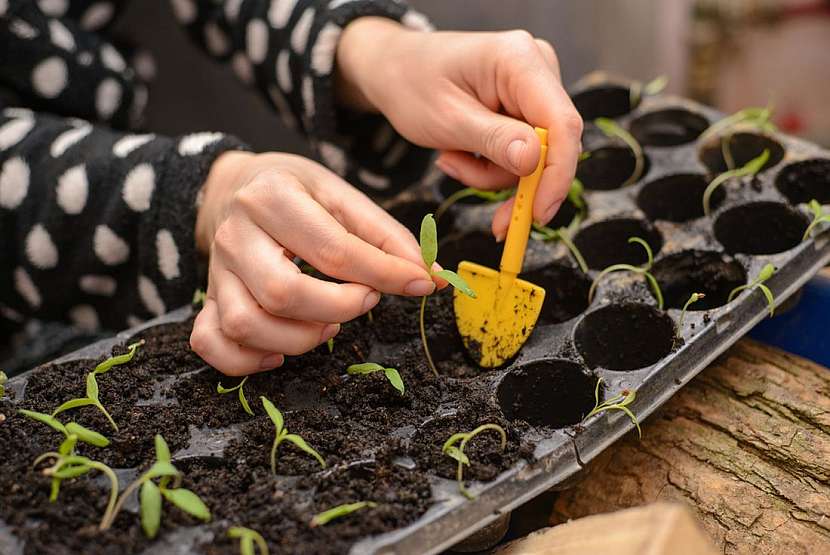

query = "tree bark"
552;339;830;555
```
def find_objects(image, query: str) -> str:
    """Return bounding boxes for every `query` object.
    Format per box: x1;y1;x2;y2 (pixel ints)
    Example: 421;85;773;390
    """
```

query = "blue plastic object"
750;274;830;367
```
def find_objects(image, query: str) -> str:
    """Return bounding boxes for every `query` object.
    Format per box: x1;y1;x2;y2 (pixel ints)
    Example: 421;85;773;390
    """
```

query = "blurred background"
115;0;830;153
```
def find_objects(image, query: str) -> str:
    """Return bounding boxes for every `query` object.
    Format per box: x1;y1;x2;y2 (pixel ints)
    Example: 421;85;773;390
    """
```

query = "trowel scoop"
453;128;548;368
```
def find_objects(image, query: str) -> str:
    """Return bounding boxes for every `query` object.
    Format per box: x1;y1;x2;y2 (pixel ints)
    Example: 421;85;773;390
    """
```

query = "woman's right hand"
190;151;437;376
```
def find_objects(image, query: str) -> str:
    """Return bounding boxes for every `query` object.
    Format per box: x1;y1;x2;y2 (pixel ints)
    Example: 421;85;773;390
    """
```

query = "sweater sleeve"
172;0;436;197
0;107;247;332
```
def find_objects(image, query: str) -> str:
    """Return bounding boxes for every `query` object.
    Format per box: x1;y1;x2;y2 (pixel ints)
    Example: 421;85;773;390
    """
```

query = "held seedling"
442;424;507;499
228;526;269;555
678;293;706;330
261;397;325;474
346;363;405;395
435;187;514;222
702;149;770;216
52;372;119;431
217;376;254;416
728;263;777;317
803;199;830;240
584;377;642;438
100;434;211;537
595;118;645;186
418;214;476;377
310;501;378;527
587;237;664;309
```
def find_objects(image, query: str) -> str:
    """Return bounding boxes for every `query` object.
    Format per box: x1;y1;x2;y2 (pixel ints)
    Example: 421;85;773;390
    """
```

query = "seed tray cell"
2;74;830;555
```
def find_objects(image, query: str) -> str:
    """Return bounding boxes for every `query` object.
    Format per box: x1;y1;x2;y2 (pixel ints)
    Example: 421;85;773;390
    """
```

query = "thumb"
454;105;542;177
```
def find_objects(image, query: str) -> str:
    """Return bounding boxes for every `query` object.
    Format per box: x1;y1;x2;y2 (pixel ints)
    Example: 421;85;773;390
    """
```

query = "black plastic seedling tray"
2;74;830;555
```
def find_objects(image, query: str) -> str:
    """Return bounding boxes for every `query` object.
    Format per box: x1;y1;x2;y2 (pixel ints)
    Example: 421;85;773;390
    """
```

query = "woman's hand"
337;18;583;240
191;151;436;375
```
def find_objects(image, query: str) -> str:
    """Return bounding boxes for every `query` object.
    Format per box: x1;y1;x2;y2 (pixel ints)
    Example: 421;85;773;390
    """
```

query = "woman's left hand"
336;17;583;240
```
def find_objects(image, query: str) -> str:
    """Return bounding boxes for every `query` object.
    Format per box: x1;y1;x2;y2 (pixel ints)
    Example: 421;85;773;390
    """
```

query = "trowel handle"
500;127;548;276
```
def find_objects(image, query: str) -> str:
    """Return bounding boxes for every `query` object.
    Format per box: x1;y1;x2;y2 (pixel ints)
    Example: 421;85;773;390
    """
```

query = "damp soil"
573;219;663;270
629;108;709;147
637;173;724;222
576;146;651;190
699;132;785;175
775;158;830;205
651;251;747;310
714;201;807;255
521;264;591;325
572;85;637;120
387;199;455;238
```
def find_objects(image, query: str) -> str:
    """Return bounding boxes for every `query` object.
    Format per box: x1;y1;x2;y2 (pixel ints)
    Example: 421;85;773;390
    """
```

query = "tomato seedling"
702;149;770;216
728;263;777;317
595;118;645;186
587;237;663;309
678;292;706;330
584;377;641;438
217;376;254;416
803;199;830;240
699;104;776;170
228;526;269;555
346;363;405;396
442;423;507;499
261;397;325;474
93;340;144;374
52;372;118;431
310;501;378;527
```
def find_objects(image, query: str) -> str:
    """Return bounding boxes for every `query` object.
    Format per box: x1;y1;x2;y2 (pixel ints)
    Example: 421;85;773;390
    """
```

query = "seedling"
587;237;664;309
0;370;6;398
93;340;144;374
595;117;645;186
435;187;514;222
442;423;507;499
727;263;777;317
699;104;777;170
51;372;118;431
326;338;334;353
217;376;254;416
261;396;325;474
531;223;588;273
702;149;770;216
100;434;210;537
192;288;206;305
418;214;476;377
803;199;830;240
678;292;706;330
583;377;641;438
629;75;669;107
228;526;269;555
310;501;378;527
346;363;405;395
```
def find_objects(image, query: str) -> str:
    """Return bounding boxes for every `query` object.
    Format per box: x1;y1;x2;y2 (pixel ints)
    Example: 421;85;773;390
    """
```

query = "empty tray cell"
572;85;637;120
629;108;709;147
521;264;591;325
549;195;582;229
651;250;747;310
699;132;785;175
714;201;807;255
388;199;455;238
497;360;597;428
439;230;502;272
575;303;676;371
576;146;651;190
574;218;663;270
775;158;830;205
637;173;724;223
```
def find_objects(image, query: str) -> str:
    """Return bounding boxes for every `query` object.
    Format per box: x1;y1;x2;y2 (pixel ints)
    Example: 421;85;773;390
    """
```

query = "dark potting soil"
576;146;651;191
651;250;747;310
521;264;591;325
387;199;455;238
637;173;724;223
571;85;637;120
699;132;785;175
714;201;807;255
775;158;830;205
438;230;503;273
629;108;709;147
573;218;663;270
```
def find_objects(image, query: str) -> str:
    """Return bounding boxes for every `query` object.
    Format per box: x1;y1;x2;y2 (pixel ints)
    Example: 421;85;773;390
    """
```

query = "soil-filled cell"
521;264;591;325
438;230;502;272
576;146;651;191
629;108;709;147
573;219;663;270
497;360;597;428
775;158;830;205
699;132;785;175
549;196;581;229
572;85;636;120
388;199;454;238
575;303;676;371
714;202;807;255
637;173;723;222
651;250;747;310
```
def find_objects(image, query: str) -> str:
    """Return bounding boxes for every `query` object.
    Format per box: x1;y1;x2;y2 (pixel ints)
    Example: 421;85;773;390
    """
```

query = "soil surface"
699;132;785;175
637;173;724;223
775;158;830;205
573;218;663;270
629;108;709;147
714;201;807;255
651;251;747;310
571;85;636;120
576;146;650;191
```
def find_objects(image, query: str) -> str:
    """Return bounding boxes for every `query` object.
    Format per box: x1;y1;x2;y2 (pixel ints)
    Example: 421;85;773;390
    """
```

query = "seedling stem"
588;237;663;309
261;397;325;474
228;526;269;555
803;199;830;240
217;376;254;416
595;118;645;186
310;501;378;527
727;263;777;317
702;149;770;216
584;377;641;438
52;372;118;431
678;293;705;330
442;423;507;499
347;363;405;395
531;223;588;274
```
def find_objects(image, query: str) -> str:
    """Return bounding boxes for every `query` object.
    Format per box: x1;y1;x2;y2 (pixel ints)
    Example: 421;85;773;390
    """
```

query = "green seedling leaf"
19;409;67;434
594;117;645;186
567;178;586;211
161;488;211;521
52;397;95;415
86;372;99;400
728;263;777;316
192;288;207;306
261;396;283;436
140;480;162;539
588;237;663;309
419;214;438;268
346;363;405;395
383;368;405;396
65;422;109;447
702;149;770;216
58;435;78;455
0;370;6;398
678;292;706;330
443;446;469;466
435;187;514;221
434;269;476;298
326;338;334;353
217;377;254;416
228;527;269;555
442;424;507;499
146;461;179;480
94;340;144;374
282;434;326;469
51;463;92;480
643;75;669;96
803;200;830;240
584;378;642;438
310;501;378;528
155;434;171;463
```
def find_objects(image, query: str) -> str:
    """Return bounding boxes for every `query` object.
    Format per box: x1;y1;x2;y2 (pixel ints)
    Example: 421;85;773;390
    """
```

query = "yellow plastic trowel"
454;127;548;368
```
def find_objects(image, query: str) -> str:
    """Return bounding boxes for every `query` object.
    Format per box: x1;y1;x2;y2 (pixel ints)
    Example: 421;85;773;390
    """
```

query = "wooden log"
552;339;830;554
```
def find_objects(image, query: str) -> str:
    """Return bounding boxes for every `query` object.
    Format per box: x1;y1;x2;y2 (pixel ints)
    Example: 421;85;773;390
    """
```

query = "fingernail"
435;158;460;180
507;140;527;172
321;323;340;343
260;353;284;370
362;291;381;312
543;200;563;223
404;279;436;296
495;230;506;243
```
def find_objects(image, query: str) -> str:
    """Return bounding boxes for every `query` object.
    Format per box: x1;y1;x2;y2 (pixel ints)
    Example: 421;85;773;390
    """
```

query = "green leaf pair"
588;237;664;310
51;371;118;431
310;501;378;528
584;377;642;438
19;409;109;448
419;214;476;298
261;397;326;474
442;424;507;499
702;149;770;216
728;263;777;317
346;363;405;395
217;376;254;416
804;199;830;241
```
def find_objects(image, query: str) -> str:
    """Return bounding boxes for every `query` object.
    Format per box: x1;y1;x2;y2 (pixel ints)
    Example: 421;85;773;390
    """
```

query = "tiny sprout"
584;377;641;438
728;263;777;317
347;363;405;395
261;397;325;474
435;187;514;222
217;376;254;416
52;372;118;431
0;370;6;398
94;340;144;374
326;338;334;353
192;288;207;305
310;501;378;527
595;117;645;186
678;293;706;330
419;214;476;377
101;434;210;537
700;103;777;170
803;199;830;240
531;223;588;274
588;237;663;309
629;75;669;107
228;526;269;555
442;423;507;499
702;149;770;216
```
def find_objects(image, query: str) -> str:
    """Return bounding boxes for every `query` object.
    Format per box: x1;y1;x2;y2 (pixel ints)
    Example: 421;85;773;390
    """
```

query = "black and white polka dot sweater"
0;0;434;336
